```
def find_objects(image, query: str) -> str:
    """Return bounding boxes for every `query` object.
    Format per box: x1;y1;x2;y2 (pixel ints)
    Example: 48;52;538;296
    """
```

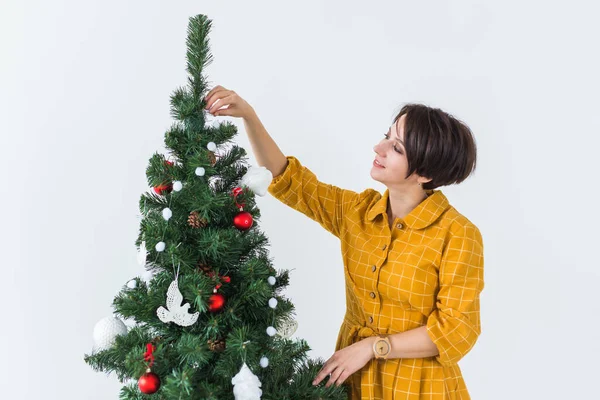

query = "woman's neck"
386;188;430;222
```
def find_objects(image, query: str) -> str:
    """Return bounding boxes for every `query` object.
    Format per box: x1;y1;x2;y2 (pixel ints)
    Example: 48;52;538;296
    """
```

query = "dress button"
396;223;404;229
370;292;376;299
381;244;387;250
371;265;377;272
369;316;374;323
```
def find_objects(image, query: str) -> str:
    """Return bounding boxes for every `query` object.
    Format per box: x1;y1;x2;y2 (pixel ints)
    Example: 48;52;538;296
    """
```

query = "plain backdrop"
2;1;599;399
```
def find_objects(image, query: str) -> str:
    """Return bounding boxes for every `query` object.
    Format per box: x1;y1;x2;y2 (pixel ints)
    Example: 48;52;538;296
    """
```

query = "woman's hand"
203;85;255;120
312;337;375;388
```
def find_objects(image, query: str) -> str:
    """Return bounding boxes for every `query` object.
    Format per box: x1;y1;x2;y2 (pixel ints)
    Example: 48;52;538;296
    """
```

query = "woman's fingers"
209;94;237;116
204;85;227;110
313;359;336;386
326;367;345;388
209;94;236;114
203;85;253;119
204;85;224;101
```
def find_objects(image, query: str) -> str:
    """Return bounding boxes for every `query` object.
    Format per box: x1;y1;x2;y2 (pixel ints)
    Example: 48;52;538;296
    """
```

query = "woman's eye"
383;133;402;154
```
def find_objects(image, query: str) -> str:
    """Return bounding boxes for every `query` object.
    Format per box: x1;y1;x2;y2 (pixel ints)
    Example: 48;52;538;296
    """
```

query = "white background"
2;1;599;399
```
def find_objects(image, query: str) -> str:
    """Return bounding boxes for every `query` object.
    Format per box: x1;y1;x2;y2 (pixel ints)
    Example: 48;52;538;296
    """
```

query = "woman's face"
371;114;413;187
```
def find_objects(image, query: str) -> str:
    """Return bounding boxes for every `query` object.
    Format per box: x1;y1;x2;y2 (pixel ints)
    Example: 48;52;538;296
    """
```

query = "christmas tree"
83;14;348;400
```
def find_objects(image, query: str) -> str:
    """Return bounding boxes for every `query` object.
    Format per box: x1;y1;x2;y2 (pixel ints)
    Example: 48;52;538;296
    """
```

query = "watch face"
375;339;390;355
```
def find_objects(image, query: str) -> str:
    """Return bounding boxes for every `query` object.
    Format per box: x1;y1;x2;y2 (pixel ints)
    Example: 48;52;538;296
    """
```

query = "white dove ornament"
137;241;148;266
240;166;273;197
156;279;199;326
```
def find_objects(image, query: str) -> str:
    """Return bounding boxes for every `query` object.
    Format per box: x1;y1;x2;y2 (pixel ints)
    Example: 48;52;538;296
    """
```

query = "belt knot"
347;324;377;344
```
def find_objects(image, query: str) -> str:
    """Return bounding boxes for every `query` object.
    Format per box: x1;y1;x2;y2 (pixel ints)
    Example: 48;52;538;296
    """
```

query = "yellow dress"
268;156;485;400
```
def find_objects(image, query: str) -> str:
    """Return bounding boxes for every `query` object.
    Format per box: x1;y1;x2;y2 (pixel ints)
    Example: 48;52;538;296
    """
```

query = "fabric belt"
347;324;377;344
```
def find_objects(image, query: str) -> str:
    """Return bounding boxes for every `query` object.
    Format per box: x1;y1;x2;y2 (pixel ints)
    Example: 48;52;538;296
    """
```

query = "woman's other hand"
312;337;375;388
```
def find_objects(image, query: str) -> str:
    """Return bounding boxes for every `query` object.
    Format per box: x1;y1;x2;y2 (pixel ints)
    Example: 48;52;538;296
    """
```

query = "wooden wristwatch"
372;334;392;360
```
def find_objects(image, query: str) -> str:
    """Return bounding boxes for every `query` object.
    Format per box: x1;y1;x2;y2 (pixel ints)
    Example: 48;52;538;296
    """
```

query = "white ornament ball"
207;142;217;152
93;316;128;351
267;276;276;285
162;208;172;221
126;279;137;289
173;181;183;191
276;319;299;339
266;326;277;337
141;270;154;284
195;167;206;177
155;241;166;252
268;298;278;309
240;166;274;197
260;356;269;368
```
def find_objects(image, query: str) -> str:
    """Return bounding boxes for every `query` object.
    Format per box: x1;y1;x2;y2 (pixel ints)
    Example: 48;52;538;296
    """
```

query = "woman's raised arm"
204;85;363;238
204;85;287;177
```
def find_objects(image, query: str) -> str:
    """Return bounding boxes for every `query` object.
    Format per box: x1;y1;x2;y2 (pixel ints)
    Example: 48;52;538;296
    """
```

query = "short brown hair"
392;103;477;190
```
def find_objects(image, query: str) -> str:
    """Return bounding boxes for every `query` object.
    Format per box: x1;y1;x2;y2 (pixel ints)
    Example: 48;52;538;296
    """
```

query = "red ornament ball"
153;182;173;195
138;370;161;394
233;211;253;230
208;293;226;312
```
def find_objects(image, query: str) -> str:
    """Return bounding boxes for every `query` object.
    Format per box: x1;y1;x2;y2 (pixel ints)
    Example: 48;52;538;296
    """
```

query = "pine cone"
150;336;163;344
197;261;212;274
208;151;217;166
208;338;226;352
188;211;208;228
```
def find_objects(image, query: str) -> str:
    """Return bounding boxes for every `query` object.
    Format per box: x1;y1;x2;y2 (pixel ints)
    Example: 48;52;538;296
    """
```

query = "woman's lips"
373;159;385;168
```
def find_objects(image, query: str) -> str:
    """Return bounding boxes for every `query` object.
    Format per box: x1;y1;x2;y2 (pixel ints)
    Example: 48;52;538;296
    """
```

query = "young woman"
204;86;484;400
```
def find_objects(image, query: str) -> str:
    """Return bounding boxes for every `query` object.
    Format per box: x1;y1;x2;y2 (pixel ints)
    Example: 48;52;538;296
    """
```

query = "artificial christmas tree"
83;14;347;399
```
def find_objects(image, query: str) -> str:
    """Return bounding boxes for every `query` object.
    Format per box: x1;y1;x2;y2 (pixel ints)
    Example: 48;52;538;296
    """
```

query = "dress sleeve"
426;224;485;367
267;155;362;238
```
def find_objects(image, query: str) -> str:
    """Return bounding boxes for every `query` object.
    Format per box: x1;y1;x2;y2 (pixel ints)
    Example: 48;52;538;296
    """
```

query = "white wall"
2;1;599;398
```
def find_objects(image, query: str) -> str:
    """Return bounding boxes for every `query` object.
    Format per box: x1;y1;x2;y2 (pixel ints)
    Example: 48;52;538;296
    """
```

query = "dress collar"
366;188;450;230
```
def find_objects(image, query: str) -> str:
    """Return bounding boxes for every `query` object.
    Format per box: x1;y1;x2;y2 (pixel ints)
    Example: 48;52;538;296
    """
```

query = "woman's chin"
369;168;383;181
